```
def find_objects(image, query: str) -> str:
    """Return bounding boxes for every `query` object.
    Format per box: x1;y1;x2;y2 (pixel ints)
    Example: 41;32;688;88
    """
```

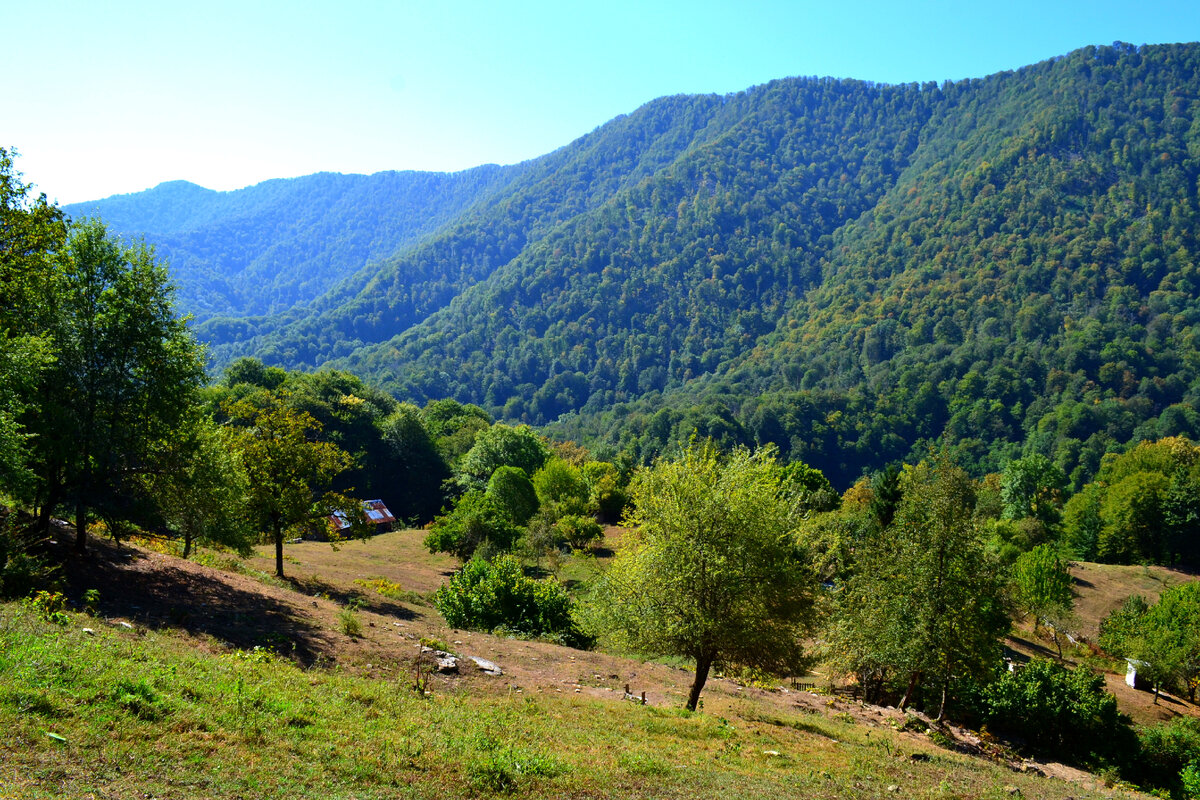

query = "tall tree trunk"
36;492;54;536
687;651;715;712
74;501;88;555
274;516;285;578
183;531;193;560
899;671;921;711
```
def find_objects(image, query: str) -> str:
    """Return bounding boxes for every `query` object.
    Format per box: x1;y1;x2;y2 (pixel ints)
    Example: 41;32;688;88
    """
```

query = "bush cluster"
980;659;1136;768
434;554;588;647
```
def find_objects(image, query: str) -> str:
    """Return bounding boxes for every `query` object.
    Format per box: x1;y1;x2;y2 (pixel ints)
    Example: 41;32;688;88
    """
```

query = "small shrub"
616;751;668;776
419;636;451;652
0;515;59;599
29;590;69;625
897;716;929;733
928;729;956;749
435;554;589;647
1138;716;1200;793
82;589;100;616
555;514;603;551
338;605;363;637
353;577;424;604
229;646;276;664
1181;762;1200;797
467;746;562;793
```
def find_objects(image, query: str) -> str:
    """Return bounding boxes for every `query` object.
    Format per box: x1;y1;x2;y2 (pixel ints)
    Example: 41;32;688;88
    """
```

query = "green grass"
0;602;1137;799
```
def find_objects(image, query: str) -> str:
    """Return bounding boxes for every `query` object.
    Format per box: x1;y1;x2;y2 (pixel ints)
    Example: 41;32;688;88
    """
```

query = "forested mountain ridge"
550;42;1200;487
63;165;524;319
77;42;1200;490
196;92;746;366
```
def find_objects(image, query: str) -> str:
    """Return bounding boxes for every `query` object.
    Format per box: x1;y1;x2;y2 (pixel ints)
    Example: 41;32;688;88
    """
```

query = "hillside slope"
0;528;1161;799
64;165;522;319
79;42;1200;489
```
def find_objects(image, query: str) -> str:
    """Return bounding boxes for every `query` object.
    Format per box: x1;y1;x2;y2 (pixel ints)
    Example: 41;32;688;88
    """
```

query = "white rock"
469;656;503;676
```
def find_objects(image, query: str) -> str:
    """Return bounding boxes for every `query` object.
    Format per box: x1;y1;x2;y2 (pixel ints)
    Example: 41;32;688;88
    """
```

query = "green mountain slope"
550;43;1200;487
74;42;1200;489
64;166;522;319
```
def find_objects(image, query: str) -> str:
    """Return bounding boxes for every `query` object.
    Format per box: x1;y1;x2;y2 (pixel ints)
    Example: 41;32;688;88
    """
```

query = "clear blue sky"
9;0;1200;204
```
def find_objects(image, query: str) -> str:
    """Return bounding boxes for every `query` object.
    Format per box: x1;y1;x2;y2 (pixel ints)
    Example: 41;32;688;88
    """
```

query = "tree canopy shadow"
57;534;339;666
284;573;420;620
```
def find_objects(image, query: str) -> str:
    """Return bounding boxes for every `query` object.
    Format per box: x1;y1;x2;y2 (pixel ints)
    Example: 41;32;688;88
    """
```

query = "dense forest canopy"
78;42;1200;489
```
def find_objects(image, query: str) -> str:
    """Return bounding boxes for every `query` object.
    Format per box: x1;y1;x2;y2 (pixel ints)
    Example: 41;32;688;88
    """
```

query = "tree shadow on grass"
284;573;421;620
57;533;336;666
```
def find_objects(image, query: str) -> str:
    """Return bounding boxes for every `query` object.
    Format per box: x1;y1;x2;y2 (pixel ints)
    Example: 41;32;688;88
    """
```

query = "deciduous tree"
828;458;1008;718
1011;543;1074;656
25;218;204;552
590;442;814;711
225;393;357;578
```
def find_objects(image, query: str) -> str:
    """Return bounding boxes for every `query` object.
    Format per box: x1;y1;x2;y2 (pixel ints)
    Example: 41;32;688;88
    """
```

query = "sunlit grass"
0;601;1128;799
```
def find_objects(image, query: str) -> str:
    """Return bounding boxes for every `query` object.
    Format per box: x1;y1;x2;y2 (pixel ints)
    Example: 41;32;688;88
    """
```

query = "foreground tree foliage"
25;218;205;552
590;442;814;711
0;148;65;494
828;458;1008;718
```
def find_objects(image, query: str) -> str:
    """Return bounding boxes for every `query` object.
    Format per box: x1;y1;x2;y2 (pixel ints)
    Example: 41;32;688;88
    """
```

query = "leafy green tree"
485;466;538;525
1098;472;1170;563
1010;543;1074;655
421;399;491;468
868;465;902;529
142;415;251;559
225;393;357;578
531;458;590;514
579;460;627;523
781;459;840;511
1063;483;1104;559
828;459;1008;718
424;490;522;562
0;148;64;495
1001;453;1067;530
374;403;449;523
25;218;205;552
590;443;814;711
1102;585;1200;703
552;514;603;550
982;659;1134;767
456;424;549;490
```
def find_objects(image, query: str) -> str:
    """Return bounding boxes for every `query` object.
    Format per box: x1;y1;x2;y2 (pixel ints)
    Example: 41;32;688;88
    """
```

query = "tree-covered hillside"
84;42;1200;489
64;166;523;319
553;42;1200;488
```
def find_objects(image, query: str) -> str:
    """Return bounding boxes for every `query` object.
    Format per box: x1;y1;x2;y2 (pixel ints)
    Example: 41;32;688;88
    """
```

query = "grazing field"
0;528;1180;798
